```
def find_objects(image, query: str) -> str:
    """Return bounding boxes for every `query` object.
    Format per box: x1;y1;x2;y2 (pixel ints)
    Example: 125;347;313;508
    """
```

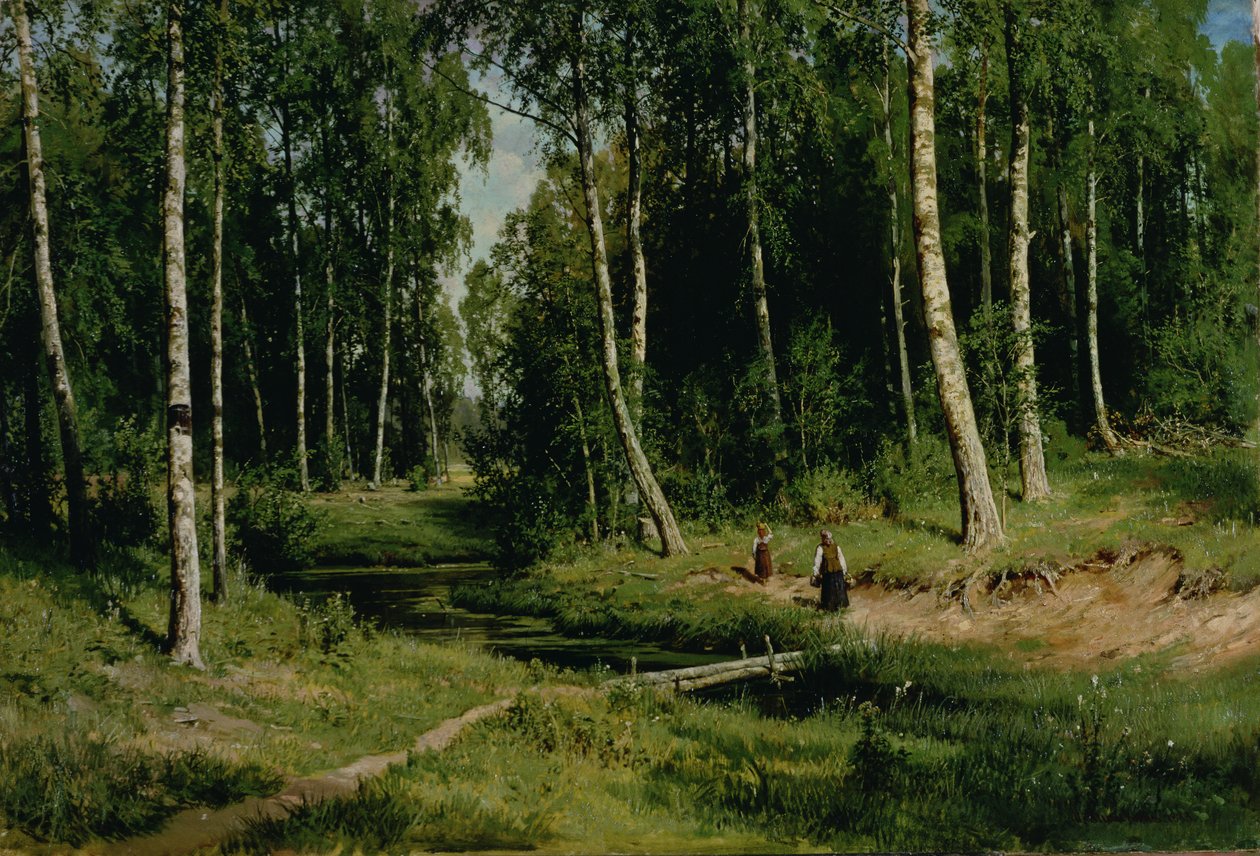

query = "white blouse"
813;544;848;575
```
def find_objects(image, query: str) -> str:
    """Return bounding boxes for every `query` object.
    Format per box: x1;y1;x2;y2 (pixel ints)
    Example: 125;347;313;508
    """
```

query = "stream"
270;563;731;675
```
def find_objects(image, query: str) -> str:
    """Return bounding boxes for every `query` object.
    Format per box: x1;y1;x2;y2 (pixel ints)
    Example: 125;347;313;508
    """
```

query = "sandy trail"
712;545;1260;671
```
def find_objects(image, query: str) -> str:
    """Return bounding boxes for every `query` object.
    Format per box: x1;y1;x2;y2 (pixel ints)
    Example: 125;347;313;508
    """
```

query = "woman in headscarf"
811;530;849;611
752;522;774;581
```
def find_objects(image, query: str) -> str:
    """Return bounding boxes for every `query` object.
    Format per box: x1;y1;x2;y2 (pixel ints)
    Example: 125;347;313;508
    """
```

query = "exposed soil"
713;544;1260;672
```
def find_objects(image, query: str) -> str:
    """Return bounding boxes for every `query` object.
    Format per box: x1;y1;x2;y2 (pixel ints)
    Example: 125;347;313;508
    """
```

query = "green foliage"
1146;308;1257;432
296;592;360;657
227;466;324;573
231;772;420;855
785;464;879;524
406;458;437;492
657;469;733;531
1164;450;1260;523
0;726;281;847
91;417;161;548
870;435;957;514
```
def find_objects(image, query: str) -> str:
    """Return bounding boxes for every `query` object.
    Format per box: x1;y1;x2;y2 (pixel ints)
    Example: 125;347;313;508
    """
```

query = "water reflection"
270;563;729;675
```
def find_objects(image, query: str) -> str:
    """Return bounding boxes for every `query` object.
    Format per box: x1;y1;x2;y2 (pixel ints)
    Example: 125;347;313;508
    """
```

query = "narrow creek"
270;563;731;675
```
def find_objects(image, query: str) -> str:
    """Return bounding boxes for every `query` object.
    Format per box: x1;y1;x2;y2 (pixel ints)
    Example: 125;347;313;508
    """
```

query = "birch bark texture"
573;14;687;557
1253;0;1260;327
738;0;783;431
277;19;309;493
625;21;648;421
1005;9;1050;501
907;0;1003;551
210;0;229;602
163;0;204;669
372;88;396;488
1086;119;1121;452
976;46;993;314
13;0;94;569
881;50;916;446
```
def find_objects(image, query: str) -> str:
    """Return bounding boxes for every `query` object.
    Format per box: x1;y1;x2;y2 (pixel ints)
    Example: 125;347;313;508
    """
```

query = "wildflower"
1167;739;1175;748
1091;674;1099;688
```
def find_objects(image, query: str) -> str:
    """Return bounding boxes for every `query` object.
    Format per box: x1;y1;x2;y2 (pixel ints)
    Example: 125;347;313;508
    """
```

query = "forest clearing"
7;0;1260;851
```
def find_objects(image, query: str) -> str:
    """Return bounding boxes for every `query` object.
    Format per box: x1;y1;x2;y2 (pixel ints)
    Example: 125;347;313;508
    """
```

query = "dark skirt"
754;544;773;579
821;571;849;611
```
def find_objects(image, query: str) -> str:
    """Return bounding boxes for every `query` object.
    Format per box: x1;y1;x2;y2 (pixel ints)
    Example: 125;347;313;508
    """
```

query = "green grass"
309;480;491;566
229;634;1260;853
0;536;532;849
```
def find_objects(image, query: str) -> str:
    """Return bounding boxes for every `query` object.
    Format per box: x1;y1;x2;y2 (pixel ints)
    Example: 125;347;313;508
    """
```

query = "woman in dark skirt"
811;530;849;611
752;522;774;581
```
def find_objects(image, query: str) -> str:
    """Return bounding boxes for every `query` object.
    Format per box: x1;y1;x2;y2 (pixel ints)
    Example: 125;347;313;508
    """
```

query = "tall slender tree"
163;0;204;669
209;0;229;603
879;44;916;446
738;0;784;437
12;0;94;569
1085;118;1120;452
1004;4;1050;501
908;0;1003;551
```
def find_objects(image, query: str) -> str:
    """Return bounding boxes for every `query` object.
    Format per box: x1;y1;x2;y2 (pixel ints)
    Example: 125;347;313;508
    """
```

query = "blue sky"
443;1;1256;318
1206;0;1250;49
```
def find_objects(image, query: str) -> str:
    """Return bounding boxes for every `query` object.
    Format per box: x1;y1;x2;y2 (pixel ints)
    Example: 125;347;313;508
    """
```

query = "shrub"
870;435;957;514
785;465;879;524
227;466;323;573
657;469;732;531
407;458;437;492
92;417;160;548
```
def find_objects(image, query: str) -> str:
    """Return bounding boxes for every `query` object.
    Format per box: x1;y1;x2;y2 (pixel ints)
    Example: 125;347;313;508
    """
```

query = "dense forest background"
1;0;1257;582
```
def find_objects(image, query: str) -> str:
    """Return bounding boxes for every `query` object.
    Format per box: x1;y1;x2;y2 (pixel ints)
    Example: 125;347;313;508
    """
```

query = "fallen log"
605;644;837;693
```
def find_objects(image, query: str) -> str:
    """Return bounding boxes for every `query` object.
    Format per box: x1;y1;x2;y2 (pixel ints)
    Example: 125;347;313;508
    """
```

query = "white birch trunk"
574;13;687;557
239;298;266;458
738;0;783;430
1006;12;1050;501
372;96;395;487
882;53;916;446
209;0;228;602
278;20;309;492
13;0;93;569
907;0;1003;552
625;26;648;421
1086;120;1120;452
162;0;204;669
977;47;993;314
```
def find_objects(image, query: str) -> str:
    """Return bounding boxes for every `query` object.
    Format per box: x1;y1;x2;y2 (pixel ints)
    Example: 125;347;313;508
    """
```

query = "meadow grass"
308;478;492;566
0;537;532;849
229;631;1260;853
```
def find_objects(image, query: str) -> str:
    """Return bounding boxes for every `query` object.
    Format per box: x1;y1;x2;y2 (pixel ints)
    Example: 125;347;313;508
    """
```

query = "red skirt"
754;544;773;579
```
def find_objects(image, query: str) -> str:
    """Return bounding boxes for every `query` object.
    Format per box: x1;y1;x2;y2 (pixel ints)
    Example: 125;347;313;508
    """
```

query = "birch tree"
210;0;229;601
12;0;93;569
163;0;204;669
1003;3;1050;501
907;0;1003;551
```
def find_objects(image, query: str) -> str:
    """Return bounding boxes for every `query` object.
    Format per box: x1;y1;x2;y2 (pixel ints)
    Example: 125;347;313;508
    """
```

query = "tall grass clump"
231;772;419;855
0;724;282;846
1164;450;1260;522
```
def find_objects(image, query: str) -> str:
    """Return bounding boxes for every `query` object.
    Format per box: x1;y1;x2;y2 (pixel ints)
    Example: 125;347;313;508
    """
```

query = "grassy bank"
233;632;1260;853
0;540;530;849
452;448;1260;656
309;478;492;566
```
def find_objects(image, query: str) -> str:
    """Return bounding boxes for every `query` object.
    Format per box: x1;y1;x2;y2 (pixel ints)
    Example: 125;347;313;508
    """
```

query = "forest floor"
6;451;1260;852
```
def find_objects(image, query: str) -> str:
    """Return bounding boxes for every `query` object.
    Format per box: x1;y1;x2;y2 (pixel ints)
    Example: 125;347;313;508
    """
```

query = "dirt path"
704;545;1260;672
102;698;514;856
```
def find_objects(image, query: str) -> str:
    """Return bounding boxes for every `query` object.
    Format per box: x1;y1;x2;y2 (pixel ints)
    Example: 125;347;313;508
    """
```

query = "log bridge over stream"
605;635;843;693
